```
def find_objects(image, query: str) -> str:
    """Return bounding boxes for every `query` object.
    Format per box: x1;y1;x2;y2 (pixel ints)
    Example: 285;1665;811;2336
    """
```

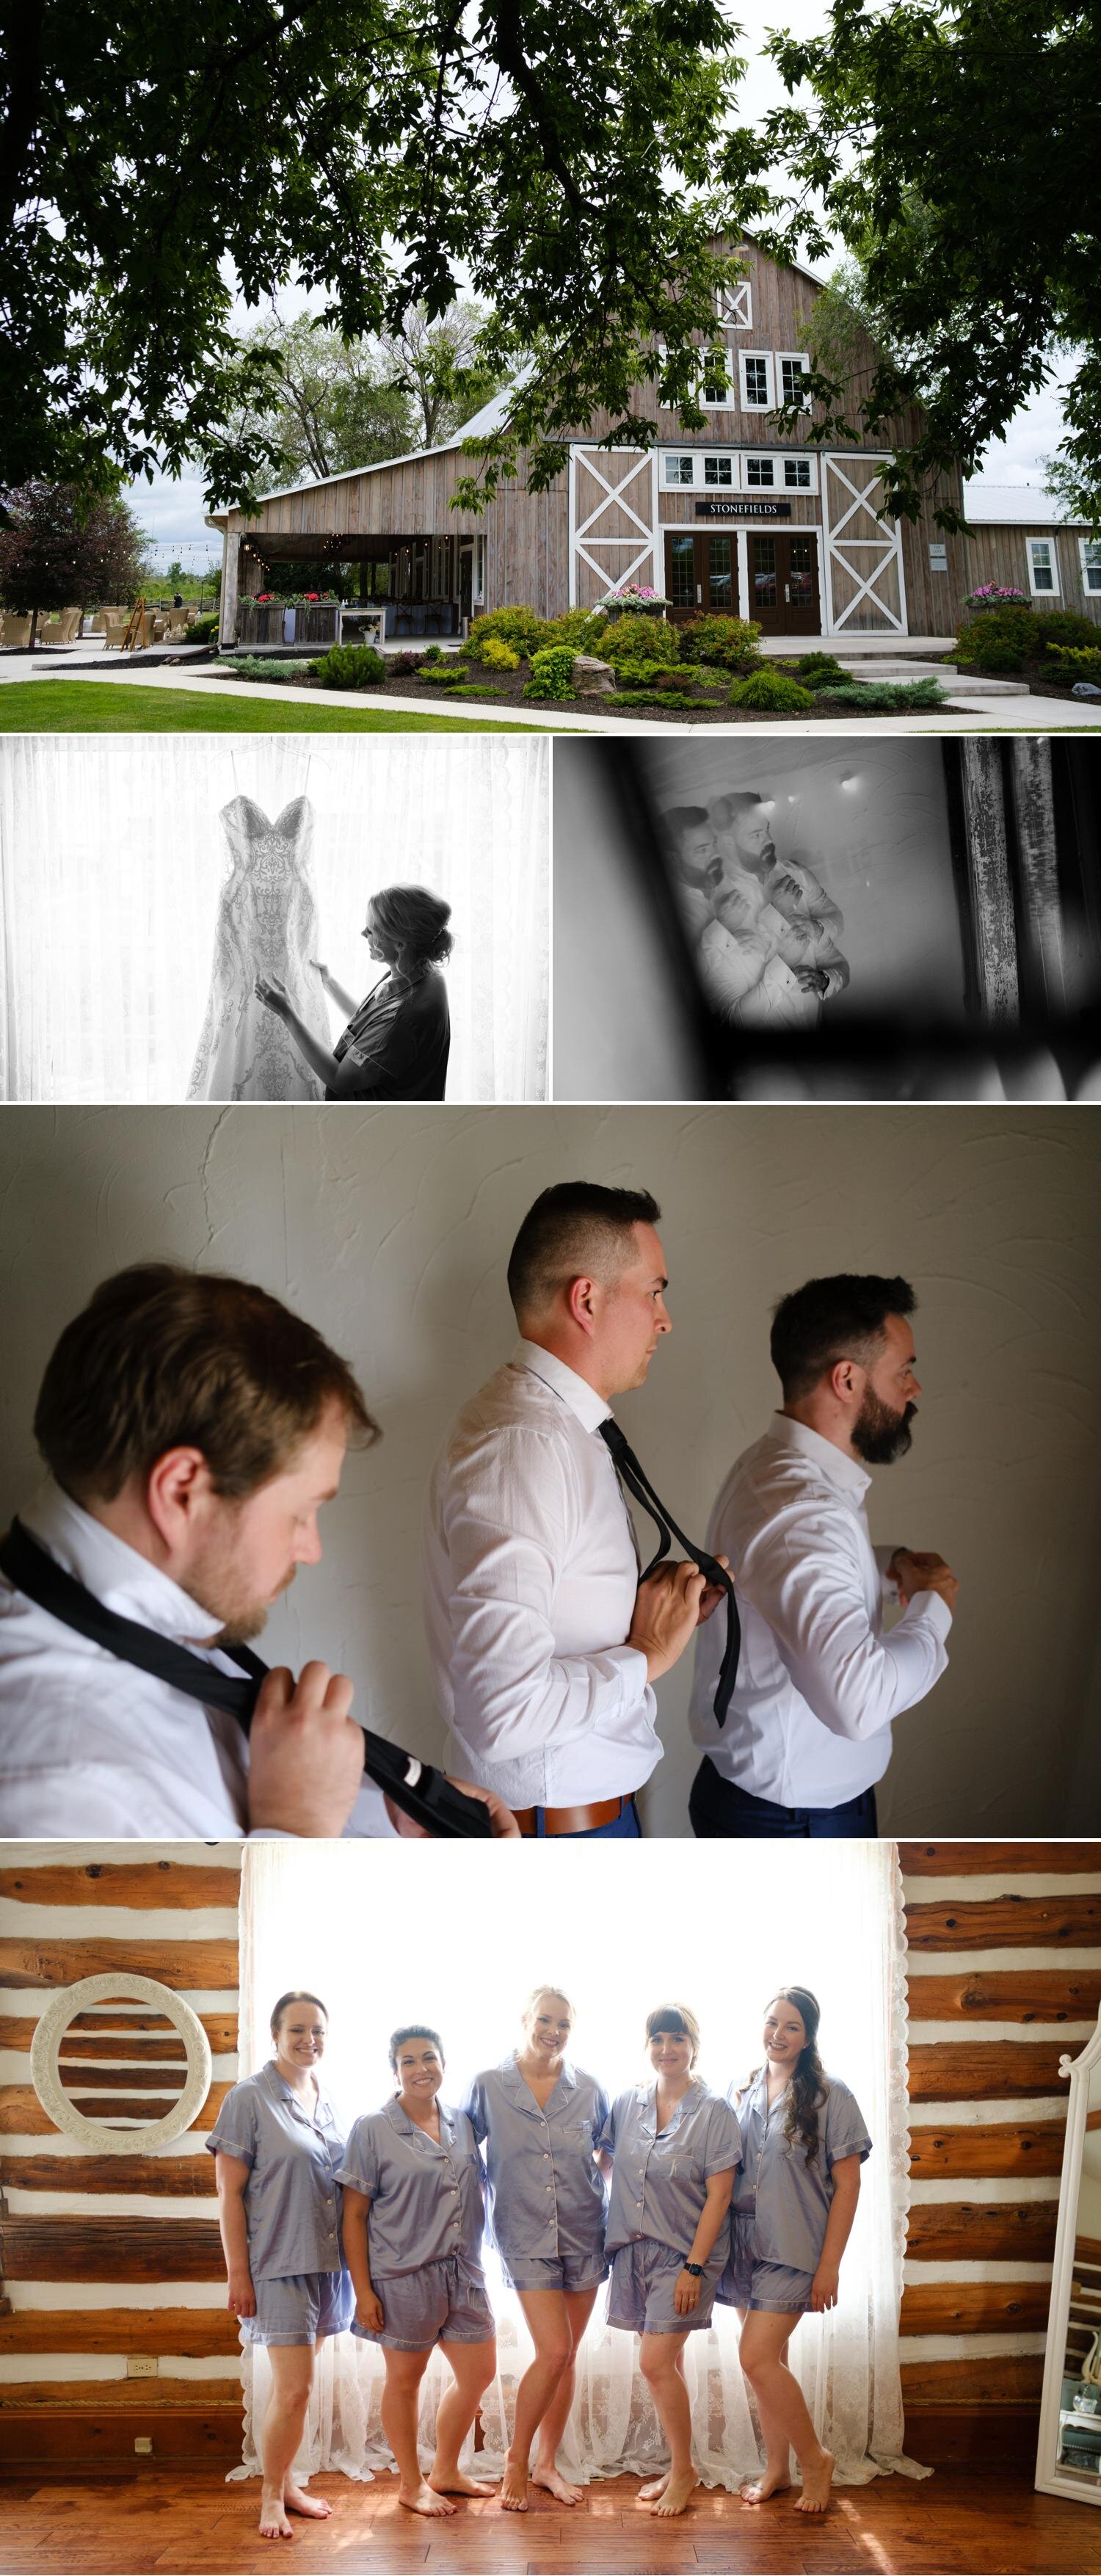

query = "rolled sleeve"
207;2087;258;2167
824;2083;873;2170
335;2119;379;2198
704;2101;742;2177
442;1426;649;1765
739;1499;951;1741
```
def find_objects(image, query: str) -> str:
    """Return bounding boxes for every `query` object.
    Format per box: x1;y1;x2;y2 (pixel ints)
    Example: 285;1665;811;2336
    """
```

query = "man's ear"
144;1448;214;1553
565;1274;600;1338
829;1358;860;1407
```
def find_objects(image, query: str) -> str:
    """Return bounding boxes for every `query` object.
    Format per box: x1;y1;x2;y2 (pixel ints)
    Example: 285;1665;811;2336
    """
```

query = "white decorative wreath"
29;1972;213;2152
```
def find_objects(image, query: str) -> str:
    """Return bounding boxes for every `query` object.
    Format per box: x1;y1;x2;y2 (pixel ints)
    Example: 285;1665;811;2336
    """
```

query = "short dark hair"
368;883;453;967
709;790;765;830
664;805;711;842
506;1183;661;1321
389;2024;445;2073
271;1990;327;2036
770;1274;917;1401
34;1263;379;1504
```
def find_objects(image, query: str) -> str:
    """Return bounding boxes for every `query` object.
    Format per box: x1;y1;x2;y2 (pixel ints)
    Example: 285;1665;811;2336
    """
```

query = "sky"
130;4;1069;565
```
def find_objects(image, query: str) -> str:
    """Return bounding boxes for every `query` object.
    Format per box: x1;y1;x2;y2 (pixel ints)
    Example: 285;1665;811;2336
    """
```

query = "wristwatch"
683;2260;703;2277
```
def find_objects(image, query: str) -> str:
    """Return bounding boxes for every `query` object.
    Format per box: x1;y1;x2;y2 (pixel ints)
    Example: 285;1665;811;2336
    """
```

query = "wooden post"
1006;739;1069;1016
959;741;1020;1021
218;530;239;652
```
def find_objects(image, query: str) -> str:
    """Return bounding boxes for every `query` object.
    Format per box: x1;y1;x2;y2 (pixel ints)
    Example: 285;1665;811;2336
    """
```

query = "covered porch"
224;529;485;652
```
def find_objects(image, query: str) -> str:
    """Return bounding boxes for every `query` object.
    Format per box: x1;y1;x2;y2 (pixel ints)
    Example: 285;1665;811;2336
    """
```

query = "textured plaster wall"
1;1103;1098;1836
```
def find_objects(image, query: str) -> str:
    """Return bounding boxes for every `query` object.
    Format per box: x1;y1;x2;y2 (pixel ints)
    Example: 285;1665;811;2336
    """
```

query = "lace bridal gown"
186;794;330;1100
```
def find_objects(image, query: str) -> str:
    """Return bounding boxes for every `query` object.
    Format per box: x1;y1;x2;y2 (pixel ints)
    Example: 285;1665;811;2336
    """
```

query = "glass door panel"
706;537;733;612
752;537;777;611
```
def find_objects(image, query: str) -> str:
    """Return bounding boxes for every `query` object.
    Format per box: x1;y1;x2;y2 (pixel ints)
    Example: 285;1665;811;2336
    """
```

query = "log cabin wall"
900;1840;1101;2462
0;1846;242;2471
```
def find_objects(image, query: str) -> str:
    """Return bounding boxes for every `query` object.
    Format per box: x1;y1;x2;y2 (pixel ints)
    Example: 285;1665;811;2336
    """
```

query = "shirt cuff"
874;1544;903;1599
901;1588;953;1641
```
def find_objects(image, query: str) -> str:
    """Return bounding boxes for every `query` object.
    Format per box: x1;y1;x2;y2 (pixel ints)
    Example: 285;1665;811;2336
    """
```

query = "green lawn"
0;681;556;733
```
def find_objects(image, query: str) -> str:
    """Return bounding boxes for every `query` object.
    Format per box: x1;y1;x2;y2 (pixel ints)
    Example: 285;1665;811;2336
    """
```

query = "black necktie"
0;1517;492;1839
598;1421;739;1727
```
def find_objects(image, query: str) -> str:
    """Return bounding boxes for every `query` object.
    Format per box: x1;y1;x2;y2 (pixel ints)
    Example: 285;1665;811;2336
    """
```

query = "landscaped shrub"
793;651;847;688
953;609;1036;671
184;616;217;643
677;614;761;671
310;643;387;689
465;606;548;660
598;614;681;675
1033;609;1101;653
728;666;815;711
389;650;425;677
421;661;469;686
539;609;609;650
219;656;313;682
477;634;520;671
819;677;948;711
523;646;578;700
1045;645;1101;684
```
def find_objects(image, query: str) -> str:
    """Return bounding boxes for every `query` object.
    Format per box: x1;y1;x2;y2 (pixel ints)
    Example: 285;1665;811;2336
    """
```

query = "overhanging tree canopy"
1;0;764;512
752;0;1101;528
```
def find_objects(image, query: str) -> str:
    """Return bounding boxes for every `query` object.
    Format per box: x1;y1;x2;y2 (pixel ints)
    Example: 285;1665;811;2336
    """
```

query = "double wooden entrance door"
664;529;820;633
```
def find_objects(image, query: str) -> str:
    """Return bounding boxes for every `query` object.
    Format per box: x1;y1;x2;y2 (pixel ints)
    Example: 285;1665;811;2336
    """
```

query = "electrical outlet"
134;2437;153;2455
126;2354;159;2378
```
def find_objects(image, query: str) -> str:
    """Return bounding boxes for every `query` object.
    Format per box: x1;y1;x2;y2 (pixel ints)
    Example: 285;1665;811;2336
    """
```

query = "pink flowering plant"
597;580;671;613
964;584;1031;611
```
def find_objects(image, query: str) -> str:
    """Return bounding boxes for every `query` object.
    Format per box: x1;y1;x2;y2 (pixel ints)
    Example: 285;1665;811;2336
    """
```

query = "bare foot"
500;2459;529;2511
284;2483;333;2519
638;2475;669;2503
793;2450;835;2515
258;2490;292;2539
531;2465;583;2506
398;2480;456;2517
650;2468;698;2518
741;2467;792;2504
429;2469;497;2498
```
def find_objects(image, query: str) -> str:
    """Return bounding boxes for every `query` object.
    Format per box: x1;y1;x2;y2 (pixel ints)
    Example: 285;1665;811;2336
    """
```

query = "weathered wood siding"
0;1848;242;2470
958;525;1101;625
900;1842;1101;2442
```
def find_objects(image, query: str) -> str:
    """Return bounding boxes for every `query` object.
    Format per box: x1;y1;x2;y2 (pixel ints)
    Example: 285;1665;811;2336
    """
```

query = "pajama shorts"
503;2248;608;2296
240;2267;355;2346
606;2238;724;2337
717;2214;815;2314
351;2253;495;2353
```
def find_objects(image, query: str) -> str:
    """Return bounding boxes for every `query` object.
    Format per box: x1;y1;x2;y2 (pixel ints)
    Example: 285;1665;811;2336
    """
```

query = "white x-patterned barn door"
569;448;660;606
821;454;907;633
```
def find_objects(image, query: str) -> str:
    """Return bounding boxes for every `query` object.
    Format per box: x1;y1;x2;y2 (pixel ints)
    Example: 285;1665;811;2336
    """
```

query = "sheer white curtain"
0;736;548;1102
233;1839;926;2492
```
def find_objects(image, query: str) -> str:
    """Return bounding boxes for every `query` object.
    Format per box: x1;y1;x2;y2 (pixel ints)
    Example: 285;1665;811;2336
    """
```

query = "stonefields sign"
694;499;793;520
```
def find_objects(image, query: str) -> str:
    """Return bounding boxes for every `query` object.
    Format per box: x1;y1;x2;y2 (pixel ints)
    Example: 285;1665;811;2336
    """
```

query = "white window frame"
738;350;775;413
1078;535;1101;595
928;541;948;573
700;348;736;410
702;452;737;490
663;452;697;487
781;454;817;494
743;453;778;490
777;352;811;413
1026;537;1059;596
716;280;753;332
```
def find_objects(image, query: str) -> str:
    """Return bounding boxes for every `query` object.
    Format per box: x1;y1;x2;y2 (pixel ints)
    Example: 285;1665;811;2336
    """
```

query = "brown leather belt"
512;1795;636;1838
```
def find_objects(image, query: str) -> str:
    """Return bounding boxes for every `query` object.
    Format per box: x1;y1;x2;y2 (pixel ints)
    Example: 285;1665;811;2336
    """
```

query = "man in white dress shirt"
424;1182;727;1836
688;1273;959;1837
701;791;849;1031
0;1264;515;1841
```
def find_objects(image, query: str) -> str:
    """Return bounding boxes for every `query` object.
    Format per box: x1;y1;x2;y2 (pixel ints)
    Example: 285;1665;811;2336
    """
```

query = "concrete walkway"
1;658;1099;733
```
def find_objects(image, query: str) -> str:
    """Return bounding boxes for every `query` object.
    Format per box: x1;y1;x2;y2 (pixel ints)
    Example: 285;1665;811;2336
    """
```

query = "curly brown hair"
746;1987;829;2165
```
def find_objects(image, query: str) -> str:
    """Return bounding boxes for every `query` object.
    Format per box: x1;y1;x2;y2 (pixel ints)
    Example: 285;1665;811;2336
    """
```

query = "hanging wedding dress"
186;794;329;1100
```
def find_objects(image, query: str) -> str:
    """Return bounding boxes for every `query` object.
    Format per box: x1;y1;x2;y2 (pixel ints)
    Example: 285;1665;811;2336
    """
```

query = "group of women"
209;1982;871;2538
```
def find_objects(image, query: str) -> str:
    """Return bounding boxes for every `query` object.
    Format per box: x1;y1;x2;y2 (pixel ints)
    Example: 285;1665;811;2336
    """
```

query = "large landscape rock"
572;654;616;696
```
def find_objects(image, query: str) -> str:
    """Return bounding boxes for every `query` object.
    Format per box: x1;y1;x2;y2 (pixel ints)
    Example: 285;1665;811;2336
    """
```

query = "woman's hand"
255;973;290;1017
308;958;330;985
674;2268;702;2316
227;2270;257;2318
357;2289;385;2335
810;2263;840;2312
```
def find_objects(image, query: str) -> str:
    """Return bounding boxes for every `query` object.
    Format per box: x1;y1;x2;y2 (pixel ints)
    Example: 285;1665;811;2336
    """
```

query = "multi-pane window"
666;533;695;609
702;351;733;407
746;457;775;487
1080;538;1101;594
929;543;948;573
784;458;812;488
779;355;810;410
740;353;771;408
703;456;733;486
1028;538;1057;594
664;454;695;485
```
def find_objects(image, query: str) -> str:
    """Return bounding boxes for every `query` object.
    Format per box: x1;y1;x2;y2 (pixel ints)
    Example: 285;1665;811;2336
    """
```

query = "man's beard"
852;1391;916;1466
185;1534;297;1647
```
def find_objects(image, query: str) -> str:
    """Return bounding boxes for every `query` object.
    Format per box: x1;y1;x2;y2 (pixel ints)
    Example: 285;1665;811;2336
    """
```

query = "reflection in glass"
1058;2061;1101;2480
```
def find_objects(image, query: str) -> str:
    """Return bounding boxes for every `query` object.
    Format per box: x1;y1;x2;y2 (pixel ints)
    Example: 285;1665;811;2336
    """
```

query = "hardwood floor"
0;2462;1094;2575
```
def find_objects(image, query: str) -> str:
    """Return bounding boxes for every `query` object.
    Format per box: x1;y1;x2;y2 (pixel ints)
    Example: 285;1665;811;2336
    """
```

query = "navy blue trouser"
688;1758;878;1840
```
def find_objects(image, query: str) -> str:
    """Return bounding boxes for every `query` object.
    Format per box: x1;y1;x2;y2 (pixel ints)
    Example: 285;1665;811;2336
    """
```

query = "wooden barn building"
207;238;1101;651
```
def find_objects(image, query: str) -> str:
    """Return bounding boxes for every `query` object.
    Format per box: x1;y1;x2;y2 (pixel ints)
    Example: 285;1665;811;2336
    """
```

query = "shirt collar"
261;2058;333;2123
767;1413;872;1500
636;2075;702;2139
499;2048;578;2111
20;1478;234;1648
385;2094;457;2149
512;1340;611;1435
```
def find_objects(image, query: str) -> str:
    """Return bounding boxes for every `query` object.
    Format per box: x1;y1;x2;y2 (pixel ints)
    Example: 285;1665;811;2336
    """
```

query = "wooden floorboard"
0;2463;1094;2574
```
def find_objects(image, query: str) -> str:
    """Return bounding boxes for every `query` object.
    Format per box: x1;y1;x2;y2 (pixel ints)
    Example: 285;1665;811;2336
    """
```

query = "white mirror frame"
29;1971;213;2152
1036;2003;1101;2504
